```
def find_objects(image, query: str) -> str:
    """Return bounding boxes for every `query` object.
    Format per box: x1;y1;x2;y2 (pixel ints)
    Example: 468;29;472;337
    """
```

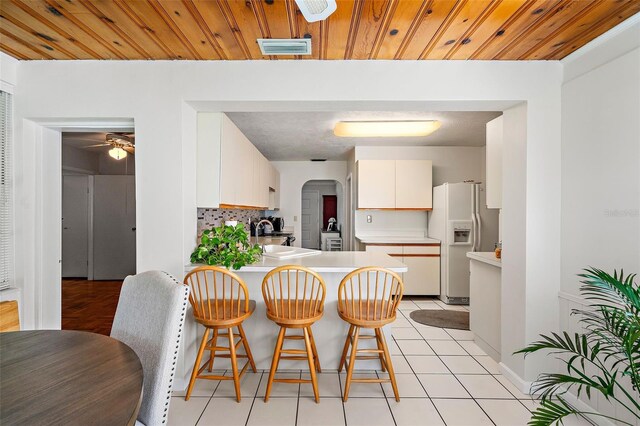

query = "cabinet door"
364;245;403;255
235;134;255;206
486;116;503;209
197;113;223;207
219;115;239;205
395;160;432;209
357;160;395;208
260;156;270;208
402;256;440;296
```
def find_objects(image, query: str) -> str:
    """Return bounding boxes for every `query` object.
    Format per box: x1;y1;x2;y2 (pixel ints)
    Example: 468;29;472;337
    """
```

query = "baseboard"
499;363;612;426
499;362;533;395
561;393;613;426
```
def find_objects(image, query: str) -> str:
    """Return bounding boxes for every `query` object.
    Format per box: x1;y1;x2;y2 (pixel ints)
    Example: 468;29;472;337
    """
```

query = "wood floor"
61;278;123;336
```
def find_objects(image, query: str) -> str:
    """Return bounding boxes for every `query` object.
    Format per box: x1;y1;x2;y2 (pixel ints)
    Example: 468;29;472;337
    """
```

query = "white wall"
0;53;18;91
559;18;640;424
62;144;99;174
272;161;347;246
11;58;562;389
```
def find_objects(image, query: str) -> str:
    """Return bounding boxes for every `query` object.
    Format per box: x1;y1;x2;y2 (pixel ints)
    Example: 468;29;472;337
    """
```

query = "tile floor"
168;298;592;426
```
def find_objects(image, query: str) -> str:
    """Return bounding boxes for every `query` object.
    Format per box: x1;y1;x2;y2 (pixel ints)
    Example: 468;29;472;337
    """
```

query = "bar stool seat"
183;266;257;403
337;267;404;402
262;265;326;403
194;299;256;327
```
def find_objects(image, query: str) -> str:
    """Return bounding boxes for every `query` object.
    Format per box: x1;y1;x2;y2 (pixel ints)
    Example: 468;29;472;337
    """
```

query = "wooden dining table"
0;330;143;426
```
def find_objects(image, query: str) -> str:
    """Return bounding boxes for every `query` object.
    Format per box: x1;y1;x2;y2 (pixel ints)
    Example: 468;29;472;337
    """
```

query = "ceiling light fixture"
333;120;441;138
294;0;337;22
109;147;127;160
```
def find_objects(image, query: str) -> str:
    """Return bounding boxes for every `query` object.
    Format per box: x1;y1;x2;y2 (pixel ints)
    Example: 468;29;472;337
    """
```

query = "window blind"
0;91;12;290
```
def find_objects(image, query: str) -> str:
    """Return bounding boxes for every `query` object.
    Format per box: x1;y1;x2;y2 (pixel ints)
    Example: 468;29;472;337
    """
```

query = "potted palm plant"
517;268;639;425
190;223;262;270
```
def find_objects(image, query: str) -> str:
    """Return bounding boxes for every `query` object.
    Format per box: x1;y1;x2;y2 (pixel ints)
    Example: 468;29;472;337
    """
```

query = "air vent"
257;39;312;56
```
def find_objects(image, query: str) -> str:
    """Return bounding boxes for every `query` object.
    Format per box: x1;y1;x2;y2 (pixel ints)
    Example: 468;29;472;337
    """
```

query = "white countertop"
254;236;287;245
186;251;408;273
356;235;440;245
467;252;502;268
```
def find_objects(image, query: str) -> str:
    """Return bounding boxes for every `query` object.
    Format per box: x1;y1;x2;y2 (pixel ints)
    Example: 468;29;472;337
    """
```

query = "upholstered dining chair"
111;270;190;426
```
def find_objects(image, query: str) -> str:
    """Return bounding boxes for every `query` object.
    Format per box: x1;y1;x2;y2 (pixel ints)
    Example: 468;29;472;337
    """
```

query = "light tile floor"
169;298;592;426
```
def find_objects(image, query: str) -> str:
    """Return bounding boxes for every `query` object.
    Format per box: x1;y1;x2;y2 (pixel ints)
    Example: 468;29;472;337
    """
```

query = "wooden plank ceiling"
1;0;638;61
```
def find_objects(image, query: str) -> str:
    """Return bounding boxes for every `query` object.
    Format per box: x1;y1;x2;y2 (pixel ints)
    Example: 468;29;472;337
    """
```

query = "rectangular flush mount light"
257;39;312;55
334;120;441;137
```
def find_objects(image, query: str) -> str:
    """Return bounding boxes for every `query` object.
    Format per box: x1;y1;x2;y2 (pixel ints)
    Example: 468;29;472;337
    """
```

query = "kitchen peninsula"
182;251;407;378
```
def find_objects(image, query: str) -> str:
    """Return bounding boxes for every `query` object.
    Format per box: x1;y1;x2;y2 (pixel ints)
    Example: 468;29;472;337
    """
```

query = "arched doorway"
301;180;343;250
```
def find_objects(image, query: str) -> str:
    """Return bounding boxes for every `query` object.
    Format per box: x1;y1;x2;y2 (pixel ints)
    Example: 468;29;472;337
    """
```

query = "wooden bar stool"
261;265;326;403
183;266;257;402
337;267;404;402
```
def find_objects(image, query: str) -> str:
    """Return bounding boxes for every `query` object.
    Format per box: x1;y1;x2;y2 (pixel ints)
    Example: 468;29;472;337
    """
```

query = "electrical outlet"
367;215;372;223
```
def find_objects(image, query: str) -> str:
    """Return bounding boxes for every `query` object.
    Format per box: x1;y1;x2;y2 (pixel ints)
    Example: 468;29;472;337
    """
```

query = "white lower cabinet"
402;256;440;295
365;244;440;296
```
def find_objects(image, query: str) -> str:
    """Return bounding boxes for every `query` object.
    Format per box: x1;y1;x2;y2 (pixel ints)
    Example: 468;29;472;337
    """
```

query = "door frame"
346;173;354;251
21;118;134;330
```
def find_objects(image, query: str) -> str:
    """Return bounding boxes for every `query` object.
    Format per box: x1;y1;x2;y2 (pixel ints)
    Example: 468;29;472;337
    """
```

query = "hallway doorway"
61;131;136;334
301;180;343;250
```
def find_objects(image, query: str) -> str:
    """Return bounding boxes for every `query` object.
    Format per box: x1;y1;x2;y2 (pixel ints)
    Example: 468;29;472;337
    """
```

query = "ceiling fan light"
334;120;441;137
109;147;127;160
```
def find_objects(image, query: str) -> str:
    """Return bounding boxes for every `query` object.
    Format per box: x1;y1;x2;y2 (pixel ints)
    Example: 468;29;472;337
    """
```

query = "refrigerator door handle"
475;212;482;251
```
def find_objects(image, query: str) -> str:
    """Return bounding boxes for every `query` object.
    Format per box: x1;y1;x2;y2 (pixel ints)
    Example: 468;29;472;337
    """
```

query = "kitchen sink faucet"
254;219;273;252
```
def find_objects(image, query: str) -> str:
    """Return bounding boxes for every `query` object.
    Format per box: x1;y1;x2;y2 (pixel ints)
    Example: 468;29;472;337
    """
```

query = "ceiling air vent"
257;39;312;56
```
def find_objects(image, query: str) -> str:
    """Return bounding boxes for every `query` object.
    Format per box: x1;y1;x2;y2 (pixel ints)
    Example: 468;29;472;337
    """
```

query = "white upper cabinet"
396;160;433;209
357;159;432;209
197;113;278;209
358;160;396;209
486;116;503;209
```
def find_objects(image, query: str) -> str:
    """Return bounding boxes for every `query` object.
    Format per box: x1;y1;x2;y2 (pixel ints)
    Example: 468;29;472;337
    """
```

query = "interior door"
62;175;89;277
301;190;320;249
93;175;136;280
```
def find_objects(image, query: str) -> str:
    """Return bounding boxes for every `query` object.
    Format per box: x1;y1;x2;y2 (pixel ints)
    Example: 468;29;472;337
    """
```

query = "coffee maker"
270;217;285;232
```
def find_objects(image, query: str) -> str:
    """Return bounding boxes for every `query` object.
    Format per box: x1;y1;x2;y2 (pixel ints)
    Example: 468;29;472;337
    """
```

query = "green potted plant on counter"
190;223;262;270
517;268;639;425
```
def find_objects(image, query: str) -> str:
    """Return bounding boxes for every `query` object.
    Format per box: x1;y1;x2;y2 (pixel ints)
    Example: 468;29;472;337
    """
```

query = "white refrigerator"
428;182;498;304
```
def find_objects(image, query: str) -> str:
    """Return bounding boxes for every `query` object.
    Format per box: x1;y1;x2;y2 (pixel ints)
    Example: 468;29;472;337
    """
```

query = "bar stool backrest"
338;267;404;323
184;266;250;321
261;265;326;322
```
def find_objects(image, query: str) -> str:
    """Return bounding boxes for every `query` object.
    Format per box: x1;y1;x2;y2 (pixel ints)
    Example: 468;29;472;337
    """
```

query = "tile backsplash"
197;208;262;238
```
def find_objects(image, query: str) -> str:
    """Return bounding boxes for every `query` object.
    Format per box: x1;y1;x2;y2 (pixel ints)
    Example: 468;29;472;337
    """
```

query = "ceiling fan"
84;133;135;160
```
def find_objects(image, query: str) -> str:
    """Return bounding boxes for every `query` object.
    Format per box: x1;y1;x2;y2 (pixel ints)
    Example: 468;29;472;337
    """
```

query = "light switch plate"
294;216;298;222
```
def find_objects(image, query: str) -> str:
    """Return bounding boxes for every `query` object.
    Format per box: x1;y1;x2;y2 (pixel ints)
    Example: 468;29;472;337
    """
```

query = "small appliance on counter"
270;216;285;232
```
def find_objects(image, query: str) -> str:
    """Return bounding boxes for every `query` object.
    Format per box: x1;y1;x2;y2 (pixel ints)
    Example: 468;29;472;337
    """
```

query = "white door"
93;176;136;280
301;190;320;249
62;176;89;277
